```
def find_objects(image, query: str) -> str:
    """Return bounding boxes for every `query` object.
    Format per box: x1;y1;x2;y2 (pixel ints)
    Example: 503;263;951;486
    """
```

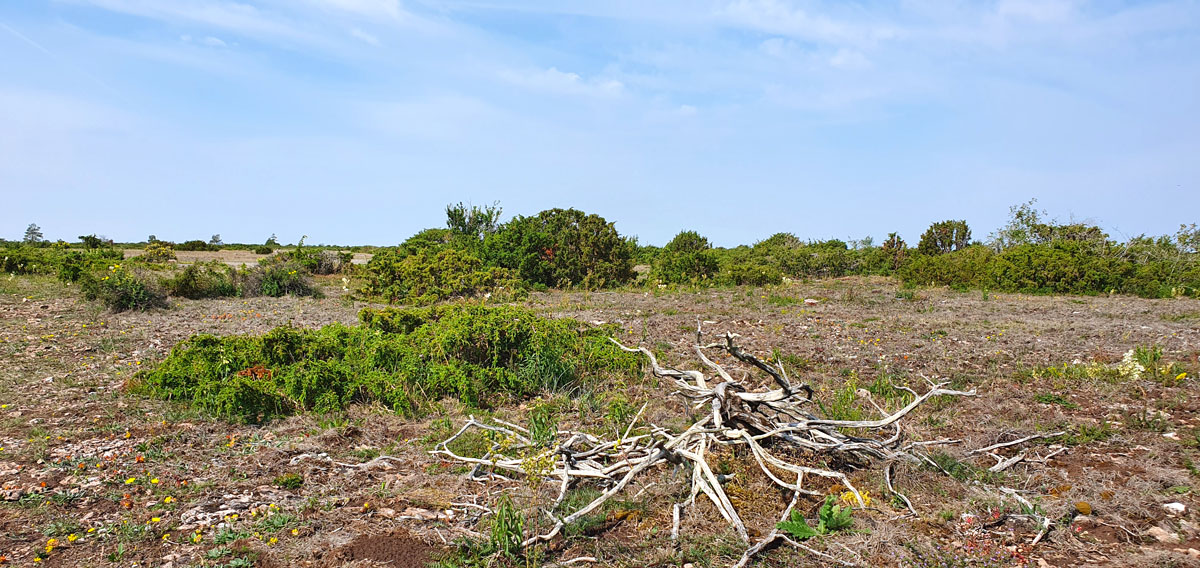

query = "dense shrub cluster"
159;260;322;300
132;304;641;422
272;238;353;275
362;248;522;305
652;230;720;284
175;240;220;252
161;262;238;299
239;256;323;298
482;208;635;289
142;242;177;263
362;205;636;304
80;264;167;312
1;244;122;276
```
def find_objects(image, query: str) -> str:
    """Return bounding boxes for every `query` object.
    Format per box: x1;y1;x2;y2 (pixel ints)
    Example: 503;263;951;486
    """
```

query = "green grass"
1034;393;1078;409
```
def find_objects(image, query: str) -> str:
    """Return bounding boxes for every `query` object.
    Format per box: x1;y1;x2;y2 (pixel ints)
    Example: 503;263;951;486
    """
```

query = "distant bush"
898;245;994;290
723;262;784;286
142;242;177;263
653;230;720;284
236;258;322;298
162;262;237;299
916;220;971;256
176;240;220;252
1;246;122;277
253;245;274;255
265;238;352;275
484;208;635;288
81;264;166;311
131;304;642;422
361;248;522;305
2;247;59;275
398;228;454;256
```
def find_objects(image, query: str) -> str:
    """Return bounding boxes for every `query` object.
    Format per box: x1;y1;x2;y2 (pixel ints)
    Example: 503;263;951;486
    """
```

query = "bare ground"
1;274;1199;567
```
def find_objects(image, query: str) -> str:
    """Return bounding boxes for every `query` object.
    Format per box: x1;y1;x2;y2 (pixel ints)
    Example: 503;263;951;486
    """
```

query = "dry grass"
0;273;1199;566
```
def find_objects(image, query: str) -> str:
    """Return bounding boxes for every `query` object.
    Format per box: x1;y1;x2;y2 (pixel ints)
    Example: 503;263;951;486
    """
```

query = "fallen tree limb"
432;326;975;566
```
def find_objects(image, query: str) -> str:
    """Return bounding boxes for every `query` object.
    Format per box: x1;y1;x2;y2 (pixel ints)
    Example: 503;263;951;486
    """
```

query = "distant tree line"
8;198;1200;302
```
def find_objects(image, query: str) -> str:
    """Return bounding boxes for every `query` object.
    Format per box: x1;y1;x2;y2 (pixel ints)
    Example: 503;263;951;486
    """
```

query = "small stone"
1164;432;1181;440
1188;549;1200;559
1165;502;1187;515
804;298;819;305
1147;526;1180;544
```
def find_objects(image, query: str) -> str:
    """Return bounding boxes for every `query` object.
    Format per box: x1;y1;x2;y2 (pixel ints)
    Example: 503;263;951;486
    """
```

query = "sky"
1;0;1198;247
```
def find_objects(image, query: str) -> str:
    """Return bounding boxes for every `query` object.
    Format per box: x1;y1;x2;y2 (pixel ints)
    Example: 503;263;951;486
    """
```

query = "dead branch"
432;326;975;567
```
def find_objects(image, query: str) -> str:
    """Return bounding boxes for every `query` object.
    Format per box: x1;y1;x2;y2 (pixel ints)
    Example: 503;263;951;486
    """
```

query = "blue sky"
1;0;1197;246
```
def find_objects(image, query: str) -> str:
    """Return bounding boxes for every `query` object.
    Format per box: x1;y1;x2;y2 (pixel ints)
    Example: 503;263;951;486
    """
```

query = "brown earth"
1;273;1199;567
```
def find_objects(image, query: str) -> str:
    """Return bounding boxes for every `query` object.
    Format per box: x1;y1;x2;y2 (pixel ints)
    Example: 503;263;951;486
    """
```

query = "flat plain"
2;273;1198;567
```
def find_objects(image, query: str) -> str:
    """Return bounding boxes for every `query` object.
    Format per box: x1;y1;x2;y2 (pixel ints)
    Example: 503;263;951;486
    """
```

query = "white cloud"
828;48;869;69
350;27;380;46
499;67;624;98
307;0;405;20
996;0;1079;23
62;0;319;45
201;36;228;47
717;0;900;46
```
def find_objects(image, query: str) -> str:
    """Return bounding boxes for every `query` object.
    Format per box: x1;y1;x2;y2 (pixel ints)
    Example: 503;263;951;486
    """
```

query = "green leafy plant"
776;495;854;540
489;496;524;559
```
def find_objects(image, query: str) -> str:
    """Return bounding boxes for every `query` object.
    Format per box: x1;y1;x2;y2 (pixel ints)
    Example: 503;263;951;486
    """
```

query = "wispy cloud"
716;0;901;46
498;67;624;98
349;27;380;46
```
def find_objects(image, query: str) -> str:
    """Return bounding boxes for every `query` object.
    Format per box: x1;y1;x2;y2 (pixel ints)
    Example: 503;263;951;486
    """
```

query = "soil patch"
323;530;435;567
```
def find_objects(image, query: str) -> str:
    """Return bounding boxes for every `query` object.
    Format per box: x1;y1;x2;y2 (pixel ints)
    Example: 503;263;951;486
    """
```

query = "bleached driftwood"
431;324;974;565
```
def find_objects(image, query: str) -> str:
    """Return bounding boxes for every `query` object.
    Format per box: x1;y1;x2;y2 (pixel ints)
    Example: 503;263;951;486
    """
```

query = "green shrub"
273;238;351;275
130;304;641;422
253;245;273;255
483;208;635;288
361;248;522;305
235;257;322;298
142;242;177;263
917;220;971;255
723;262;783;286
899;245;994;289
162;262;237;299
176;240;219;252
2;246;65;275
652;230;720;284
80;264;167;312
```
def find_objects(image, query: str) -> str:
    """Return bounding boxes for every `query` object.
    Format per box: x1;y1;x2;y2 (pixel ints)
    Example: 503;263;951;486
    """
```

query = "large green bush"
131;305;641;422
483;208;635;288
898;245;994;289
362;248;523;305
652;230;720;284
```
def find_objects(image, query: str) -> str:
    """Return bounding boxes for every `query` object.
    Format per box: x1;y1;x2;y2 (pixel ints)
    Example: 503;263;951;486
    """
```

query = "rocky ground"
1;274;1199;567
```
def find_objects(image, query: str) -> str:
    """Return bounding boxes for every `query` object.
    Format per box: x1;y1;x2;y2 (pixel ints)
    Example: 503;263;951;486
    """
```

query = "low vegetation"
130;304;640;422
